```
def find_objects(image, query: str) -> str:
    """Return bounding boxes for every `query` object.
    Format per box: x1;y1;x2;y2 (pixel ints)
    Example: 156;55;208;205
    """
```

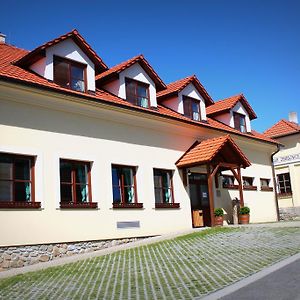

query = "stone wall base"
0;237;141;272
279;206;300;221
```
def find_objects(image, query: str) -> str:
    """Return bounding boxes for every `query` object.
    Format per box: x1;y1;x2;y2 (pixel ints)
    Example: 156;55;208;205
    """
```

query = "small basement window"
54;56;86;92
260;178;273;191
243;176;257;190
222;175;238;189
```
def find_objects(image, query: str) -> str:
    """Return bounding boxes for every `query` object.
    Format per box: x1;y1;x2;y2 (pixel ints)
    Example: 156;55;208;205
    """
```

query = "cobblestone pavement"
0;226;300;299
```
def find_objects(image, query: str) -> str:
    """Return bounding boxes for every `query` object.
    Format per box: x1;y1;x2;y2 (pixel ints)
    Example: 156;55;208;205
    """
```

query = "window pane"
155;188;162;203
15;159;30;180
71;65;84;80
261;179;269;187
154;174;162;188
162;172;170;188
75;164;88;184
112;168;120;187
113;186;121;203
60;162;72;183
0;181;13;201
124;186;135;203
71;79;85;92
0;158;13;180
137;85;147;98
76;185;89;203
163;188;172;203
123;168;133;186
183;99;191;118
15;182;31;202
54;60;69;87
60;184;73;203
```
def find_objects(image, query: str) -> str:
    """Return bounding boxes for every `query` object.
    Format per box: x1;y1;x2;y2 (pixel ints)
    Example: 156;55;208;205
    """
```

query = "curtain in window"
77;165;88;202
124;168;134;203
140;97;149;108
25;183;31;201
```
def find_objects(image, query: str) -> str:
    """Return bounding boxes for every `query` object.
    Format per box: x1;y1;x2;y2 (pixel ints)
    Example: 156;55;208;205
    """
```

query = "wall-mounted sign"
273;153;300;166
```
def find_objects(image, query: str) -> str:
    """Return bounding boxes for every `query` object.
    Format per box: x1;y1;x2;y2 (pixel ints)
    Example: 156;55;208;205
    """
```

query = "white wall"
30;38;96;92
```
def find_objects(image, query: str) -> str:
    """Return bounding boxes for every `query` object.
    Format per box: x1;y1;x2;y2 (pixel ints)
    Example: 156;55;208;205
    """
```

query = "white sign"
273;153;300;166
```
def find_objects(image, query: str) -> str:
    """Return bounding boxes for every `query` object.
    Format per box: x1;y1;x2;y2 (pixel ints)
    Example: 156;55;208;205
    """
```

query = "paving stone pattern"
0;226;300;299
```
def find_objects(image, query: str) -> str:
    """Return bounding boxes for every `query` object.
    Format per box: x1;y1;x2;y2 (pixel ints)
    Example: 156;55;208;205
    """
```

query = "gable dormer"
157;75;214;121
206;94;257;133
15;30;108;93
96;55;166;108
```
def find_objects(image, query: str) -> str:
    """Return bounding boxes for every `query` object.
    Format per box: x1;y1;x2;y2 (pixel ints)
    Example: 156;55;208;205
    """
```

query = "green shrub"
239;206;250;215
214;208;224;217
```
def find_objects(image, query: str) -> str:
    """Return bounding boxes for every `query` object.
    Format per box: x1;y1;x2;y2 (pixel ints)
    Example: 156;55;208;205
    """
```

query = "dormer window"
54;56;86;92
183;96;201;121
125;78;149;108
233;112;247;132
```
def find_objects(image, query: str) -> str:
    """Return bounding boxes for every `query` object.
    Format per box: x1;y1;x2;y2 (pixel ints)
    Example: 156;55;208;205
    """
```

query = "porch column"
237;167;244;207
207;164;215;226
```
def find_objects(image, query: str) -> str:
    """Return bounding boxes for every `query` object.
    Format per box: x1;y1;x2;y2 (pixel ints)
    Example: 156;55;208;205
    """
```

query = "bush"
239;206;250;215
214;208;224;217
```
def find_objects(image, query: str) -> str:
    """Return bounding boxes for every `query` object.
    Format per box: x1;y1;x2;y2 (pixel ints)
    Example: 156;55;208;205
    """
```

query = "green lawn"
1;226;300;299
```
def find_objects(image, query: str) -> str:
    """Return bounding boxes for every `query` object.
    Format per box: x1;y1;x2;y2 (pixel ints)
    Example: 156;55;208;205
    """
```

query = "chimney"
288;112;298;124
0;33;6;43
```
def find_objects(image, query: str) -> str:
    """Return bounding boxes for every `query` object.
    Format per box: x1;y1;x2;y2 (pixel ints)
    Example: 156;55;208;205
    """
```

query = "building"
264;113;300;218
0;30;279;249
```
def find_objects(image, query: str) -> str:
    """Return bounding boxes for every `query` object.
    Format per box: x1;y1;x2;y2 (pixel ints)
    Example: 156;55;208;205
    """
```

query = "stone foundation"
279;206;300;221
0;237;140;272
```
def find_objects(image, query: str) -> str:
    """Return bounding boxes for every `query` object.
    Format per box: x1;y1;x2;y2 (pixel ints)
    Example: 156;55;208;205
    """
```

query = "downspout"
271;144;281;221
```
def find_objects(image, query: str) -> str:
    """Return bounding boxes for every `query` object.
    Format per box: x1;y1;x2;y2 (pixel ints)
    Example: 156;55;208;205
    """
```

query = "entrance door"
189;173;211;227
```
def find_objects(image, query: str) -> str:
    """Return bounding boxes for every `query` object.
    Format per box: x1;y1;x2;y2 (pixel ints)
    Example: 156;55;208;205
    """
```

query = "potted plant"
214;208;224;226
239;206;250;224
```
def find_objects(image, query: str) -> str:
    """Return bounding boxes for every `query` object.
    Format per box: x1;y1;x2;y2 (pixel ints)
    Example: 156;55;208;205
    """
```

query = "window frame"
59;159;97;209
222;175;239;189
242;176;257;190
153;168;179;208
125;77;150;108
183;96;201;121
0;153;40;209
277;172;292;197
53;55;87;93
111;164;142;208
233;112;247;133
260;178;273;191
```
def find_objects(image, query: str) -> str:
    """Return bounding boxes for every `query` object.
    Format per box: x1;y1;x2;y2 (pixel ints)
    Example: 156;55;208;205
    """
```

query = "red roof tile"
264;119;300;138
157;75;214;106
14;29;108;74
0;43;278;146
96;54;166;91
206;94;257;120
176;135;251;168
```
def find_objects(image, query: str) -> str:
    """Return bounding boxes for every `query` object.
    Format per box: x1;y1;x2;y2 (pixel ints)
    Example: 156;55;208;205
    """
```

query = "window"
183;96;201;121
243;176;257;190
54;56;86;92
233;112;247;133
60;159;96;208
111;165;142;208
222;175;238;189
260;178;273;191
0;153;40;208
277;173;292;197
153;169;179;208
125;78;150;108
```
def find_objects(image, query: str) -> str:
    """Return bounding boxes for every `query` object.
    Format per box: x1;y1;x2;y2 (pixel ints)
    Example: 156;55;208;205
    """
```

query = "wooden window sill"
155;203;180;208
243;186;257;191
223;184;239;190
113;203;143;209
60;202;98;209
261;187;274;192
0;202;41;209
277;192;293;198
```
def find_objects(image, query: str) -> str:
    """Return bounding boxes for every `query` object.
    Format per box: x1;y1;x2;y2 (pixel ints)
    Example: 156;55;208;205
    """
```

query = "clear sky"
1;0;299;132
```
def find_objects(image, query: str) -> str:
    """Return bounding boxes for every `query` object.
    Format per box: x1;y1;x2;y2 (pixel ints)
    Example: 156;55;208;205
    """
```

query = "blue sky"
1;0;299;132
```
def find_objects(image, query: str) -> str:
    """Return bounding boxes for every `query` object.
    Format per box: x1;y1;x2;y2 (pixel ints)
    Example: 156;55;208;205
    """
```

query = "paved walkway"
0;222;300;299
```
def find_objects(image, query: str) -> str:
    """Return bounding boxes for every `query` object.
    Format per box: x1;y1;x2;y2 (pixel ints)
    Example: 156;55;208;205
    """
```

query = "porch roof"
176;135;251;169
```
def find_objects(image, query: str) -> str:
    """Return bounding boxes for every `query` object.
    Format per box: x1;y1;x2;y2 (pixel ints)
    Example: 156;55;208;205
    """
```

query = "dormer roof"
264;119;300;138
206;94;257;120
156;75;214;106
96;54;166;91
14;29;108;74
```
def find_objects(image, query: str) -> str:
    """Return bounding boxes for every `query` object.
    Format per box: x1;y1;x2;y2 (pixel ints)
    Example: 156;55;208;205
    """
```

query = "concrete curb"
0;227;207;279
200;252;300;300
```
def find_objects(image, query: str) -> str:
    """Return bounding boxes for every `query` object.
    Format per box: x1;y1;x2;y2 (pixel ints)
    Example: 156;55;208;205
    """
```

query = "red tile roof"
157;75;214;106
206;94;257;120
14;29;108;74
96;54;166;91
0;43;278;146
176;135;251;168
264;119;300;138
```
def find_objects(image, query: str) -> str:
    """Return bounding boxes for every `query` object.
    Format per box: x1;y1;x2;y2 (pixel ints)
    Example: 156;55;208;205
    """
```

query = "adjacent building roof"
176;135;251;168
264;119;300;138
0;42;278;146
96;54;166;91
206;94;257;120
157;75;214;106
14;29;108;74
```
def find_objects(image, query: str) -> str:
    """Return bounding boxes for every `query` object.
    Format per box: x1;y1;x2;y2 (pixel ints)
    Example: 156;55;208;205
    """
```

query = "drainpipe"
271;144;281;221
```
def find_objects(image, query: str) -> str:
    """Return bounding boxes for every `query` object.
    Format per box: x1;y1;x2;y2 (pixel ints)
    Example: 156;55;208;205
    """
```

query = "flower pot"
214;216;224;226
239;214;250;224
